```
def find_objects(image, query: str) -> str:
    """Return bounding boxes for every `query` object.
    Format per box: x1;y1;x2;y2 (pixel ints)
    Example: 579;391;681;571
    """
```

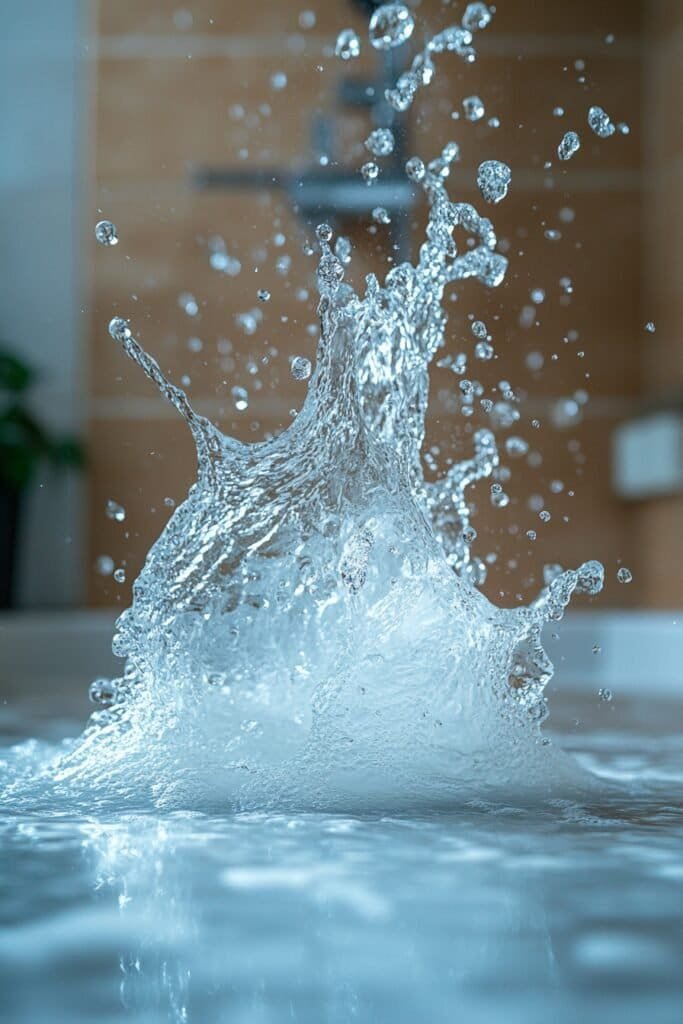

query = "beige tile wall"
87;0;645;610
633;1;683;607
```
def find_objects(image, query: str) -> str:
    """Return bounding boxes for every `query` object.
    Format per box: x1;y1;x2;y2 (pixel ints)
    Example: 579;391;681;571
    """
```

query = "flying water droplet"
463;95;485;121
558;131;581;161
361;161;380;184
95;220;118;246
645;321;656;333
369;4;415;51
108;317;132;343
365;128;395;157
95;554;114;576
335;28;361;61
477;160;511;204
113;568;126;584
257;289;271;302
617;567;633;584
588;105;615;138
290;356;312;382
105;500;126;523
462;2;493;32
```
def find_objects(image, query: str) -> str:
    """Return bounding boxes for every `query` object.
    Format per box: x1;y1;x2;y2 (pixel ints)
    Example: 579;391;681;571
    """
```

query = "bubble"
290;356;312;382
113;568;126;584
588;105;615;138
365;128;395;157
462;95;485;122
95;554;114;576
335;28;361;61
108;317;131;343
369;4;415;51
105;500;126;523
95;220;118;246
477;160;511;204
617;567;633;584
558;131;581;161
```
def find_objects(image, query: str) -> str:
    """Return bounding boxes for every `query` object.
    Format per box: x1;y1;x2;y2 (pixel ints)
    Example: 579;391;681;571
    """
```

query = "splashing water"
3;6;607;815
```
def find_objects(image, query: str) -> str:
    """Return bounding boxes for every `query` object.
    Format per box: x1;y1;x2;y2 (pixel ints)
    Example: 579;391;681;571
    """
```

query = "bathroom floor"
1;694;682;1024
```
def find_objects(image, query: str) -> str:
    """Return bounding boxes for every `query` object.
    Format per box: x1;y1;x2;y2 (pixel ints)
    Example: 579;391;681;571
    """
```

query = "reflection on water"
1;703;682;1024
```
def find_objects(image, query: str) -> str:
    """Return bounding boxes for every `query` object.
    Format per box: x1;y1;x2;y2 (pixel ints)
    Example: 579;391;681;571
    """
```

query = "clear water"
1;698;682;1024
3;5;680;1020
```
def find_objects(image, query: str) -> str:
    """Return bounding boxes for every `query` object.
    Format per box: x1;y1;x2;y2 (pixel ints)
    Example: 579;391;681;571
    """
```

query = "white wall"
0;1;86;606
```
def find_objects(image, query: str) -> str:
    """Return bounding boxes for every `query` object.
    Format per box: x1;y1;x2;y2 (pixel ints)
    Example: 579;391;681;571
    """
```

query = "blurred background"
0;0;681;644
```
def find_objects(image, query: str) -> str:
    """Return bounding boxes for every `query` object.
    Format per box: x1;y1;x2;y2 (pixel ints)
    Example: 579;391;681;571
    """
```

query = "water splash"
2;5;606;814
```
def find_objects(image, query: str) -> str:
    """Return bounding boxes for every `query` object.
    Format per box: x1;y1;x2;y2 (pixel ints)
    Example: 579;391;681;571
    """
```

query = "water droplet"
290;356;312;381
598;687;613;701
106;499;126;523
95;554;114;576
405;156;425;182
361;161;380;184
316;222;333;243
369;4;415;51
89;679;116;707
530;288;546;304
505;436;529;458
108;316;131;342
645;321;656;333
178;292;199;316
588;105;615;138
95;220;118;246
298;10;316;30
475;340;494;360
270;71;288;91
558;131;581;161
617;567;633;584
335;28;361;61
365;128;395;158
113;568;126;584
231;386;249;411
539;510;551;523
477;160;511;204
462;2;493;32
462;95;485;122
526;530;537;541
372;206;391;225
553;106;565;118
257;289;271;302
334;236;352;265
